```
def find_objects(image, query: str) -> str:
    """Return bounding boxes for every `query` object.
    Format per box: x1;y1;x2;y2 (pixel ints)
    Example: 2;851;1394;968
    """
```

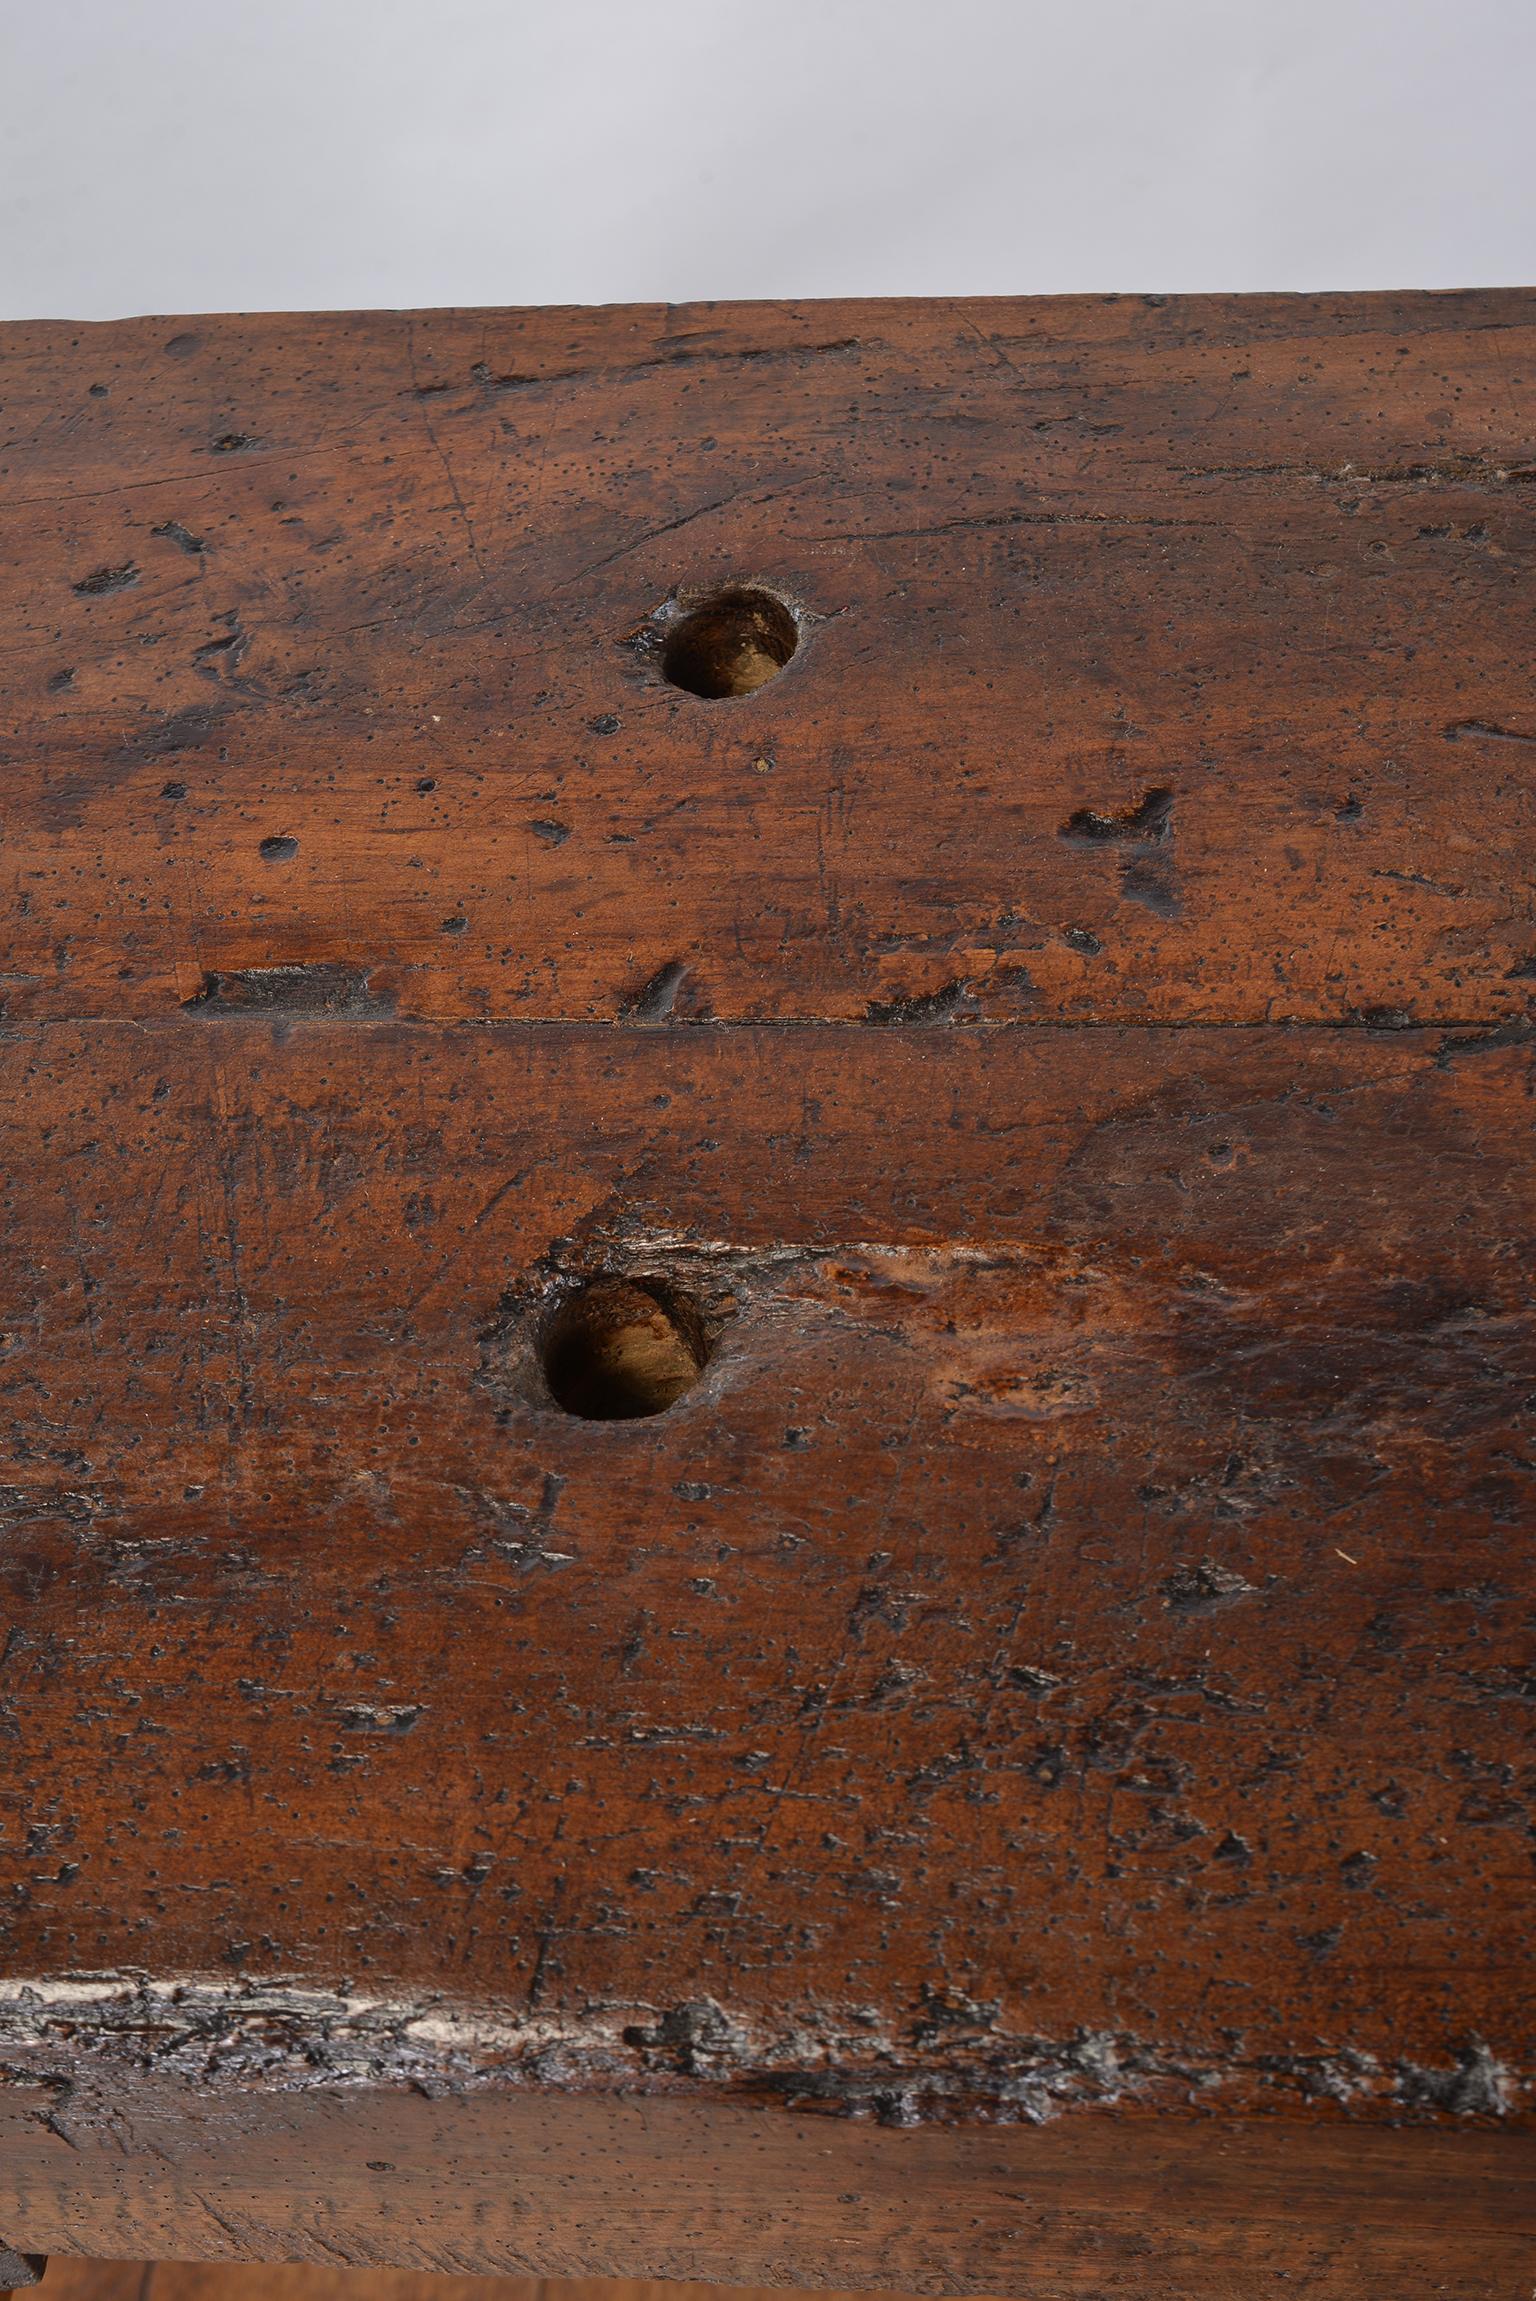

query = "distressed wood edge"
4;283;1534;343
0;1976;1527;2131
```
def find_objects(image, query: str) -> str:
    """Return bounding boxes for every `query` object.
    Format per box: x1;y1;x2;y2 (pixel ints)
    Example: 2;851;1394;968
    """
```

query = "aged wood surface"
3;2085;1534;2299
0;292;1533;2292
8;2251;949;2301
0;293;1533;1027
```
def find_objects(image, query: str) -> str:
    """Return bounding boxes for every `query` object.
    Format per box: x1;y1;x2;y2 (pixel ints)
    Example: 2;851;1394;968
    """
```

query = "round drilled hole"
659;587;798;699
542;1277;707;1420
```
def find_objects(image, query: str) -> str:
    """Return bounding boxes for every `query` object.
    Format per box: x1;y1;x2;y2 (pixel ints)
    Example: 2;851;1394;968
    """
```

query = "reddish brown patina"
0;293;1531;2294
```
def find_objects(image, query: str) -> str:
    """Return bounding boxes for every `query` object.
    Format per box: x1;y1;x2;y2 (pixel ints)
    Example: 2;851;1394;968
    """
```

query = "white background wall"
1;0;1532;319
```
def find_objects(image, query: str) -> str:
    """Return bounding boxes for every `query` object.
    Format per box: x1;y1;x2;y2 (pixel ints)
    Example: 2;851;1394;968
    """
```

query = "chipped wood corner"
0;290;1532;2298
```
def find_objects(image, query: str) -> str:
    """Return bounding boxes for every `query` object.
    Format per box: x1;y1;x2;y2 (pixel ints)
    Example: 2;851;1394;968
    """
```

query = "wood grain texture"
0;1019;1532;2096
3;2085;1534;2300
0;293;1533;2289
26;2253;927;2301
1;294;1534;1026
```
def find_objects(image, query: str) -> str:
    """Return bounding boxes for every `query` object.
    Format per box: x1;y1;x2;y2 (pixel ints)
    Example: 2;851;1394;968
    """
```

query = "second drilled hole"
542;1277;707;1420
660;587;798;699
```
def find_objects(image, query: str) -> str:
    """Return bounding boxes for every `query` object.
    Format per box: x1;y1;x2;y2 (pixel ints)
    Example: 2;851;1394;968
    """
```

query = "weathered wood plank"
0;1020;1529;2099
3;2085;1534;2299
0;294;1533;2289
0;294;1532;1026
